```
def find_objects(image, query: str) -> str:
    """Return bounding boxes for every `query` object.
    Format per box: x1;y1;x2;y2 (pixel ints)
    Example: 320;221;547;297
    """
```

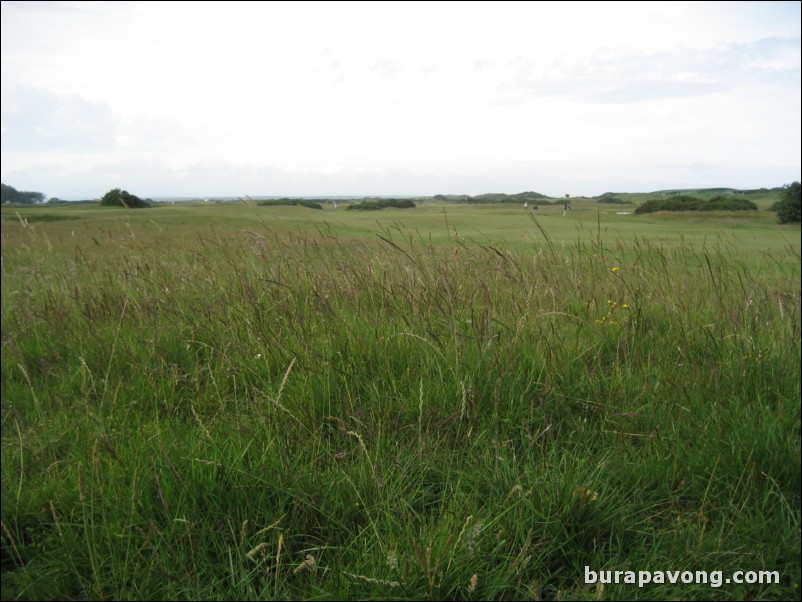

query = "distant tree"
100;188;151;208
1;183;46;204
773;182;801;224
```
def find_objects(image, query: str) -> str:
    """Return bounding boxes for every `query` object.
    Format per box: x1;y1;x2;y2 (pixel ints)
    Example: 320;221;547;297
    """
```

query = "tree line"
1;183;45;205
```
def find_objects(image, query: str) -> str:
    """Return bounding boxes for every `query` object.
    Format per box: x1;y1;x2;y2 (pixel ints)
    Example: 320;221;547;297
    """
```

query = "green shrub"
701;195;757;211
99;188;150;208
635;194;757;214
347;198;416;210
635;195;701;214
773;182;801;224
258;199;323;210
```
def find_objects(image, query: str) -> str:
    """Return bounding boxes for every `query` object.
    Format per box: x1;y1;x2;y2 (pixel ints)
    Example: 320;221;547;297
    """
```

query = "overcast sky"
1;1;800;198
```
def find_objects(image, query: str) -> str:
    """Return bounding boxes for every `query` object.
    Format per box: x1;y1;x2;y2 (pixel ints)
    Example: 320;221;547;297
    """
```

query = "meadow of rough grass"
1;202;800;600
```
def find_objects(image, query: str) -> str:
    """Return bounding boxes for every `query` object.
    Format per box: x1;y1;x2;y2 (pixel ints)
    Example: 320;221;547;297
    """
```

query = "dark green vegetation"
347;198;416;211
1;199;800;600
771;182;801;224
635;195;757;214
100;188;151;209
258;199;324;210
1;183;45;205
435;191;553;204
597;194;629;204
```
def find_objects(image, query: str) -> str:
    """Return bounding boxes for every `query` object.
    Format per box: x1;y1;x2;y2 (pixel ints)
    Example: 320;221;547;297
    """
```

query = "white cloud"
1;85;119;151
1;1;800;197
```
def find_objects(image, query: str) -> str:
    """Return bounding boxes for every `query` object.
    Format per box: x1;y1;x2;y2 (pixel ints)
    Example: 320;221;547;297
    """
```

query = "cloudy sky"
1;1;800;198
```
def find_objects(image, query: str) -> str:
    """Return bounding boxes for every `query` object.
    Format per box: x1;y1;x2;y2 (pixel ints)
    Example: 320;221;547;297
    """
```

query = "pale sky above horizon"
1;0;800;199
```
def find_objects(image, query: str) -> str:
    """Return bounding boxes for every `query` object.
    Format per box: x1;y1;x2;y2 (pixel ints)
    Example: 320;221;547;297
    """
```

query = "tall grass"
1;215;800;600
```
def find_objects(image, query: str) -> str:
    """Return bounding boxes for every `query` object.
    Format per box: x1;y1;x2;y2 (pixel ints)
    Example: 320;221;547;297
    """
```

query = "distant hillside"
434;191;551;204
593;187;786;211
653;187;738;195
651;187;783;195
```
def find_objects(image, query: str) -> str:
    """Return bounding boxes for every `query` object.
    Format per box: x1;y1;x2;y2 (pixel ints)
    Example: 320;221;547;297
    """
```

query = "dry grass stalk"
293;554;316;574
0;520;23;566
342;571;400;587
246;542;267;562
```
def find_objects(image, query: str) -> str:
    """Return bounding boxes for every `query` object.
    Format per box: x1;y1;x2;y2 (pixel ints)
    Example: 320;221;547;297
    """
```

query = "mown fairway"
2;200;800;600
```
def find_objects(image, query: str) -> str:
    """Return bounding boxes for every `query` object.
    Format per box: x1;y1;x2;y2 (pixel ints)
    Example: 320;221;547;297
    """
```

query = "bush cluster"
635;194;757;214
100;188;151;208
346;198;416;210
257;199;323;210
